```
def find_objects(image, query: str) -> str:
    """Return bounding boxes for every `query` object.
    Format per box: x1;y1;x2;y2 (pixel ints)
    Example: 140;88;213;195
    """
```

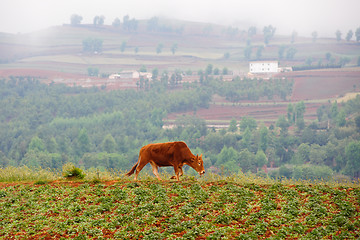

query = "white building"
109;71;152;80
249;61;279;74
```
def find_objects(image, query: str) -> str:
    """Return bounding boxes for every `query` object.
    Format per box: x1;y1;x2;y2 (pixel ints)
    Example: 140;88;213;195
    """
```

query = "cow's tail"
125;156;140;177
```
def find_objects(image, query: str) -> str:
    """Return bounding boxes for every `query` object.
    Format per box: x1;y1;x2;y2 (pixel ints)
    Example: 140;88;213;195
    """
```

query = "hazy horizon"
1;0;359;37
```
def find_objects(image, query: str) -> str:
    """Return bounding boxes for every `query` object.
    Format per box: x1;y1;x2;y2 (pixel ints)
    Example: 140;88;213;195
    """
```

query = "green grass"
0;166;59;182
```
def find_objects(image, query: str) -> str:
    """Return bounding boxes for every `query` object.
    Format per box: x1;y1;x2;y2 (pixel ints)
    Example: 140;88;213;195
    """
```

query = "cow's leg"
150;162;162;181
172;166;181;181
171;166;183;180
134;159;147;180
179;167;184;178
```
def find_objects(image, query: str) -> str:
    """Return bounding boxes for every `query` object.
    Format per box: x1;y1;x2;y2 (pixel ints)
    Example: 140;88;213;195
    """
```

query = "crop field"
1;178;360;239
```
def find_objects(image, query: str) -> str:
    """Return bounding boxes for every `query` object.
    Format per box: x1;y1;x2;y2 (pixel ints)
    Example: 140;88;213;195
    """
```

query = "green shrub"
62;163;85;179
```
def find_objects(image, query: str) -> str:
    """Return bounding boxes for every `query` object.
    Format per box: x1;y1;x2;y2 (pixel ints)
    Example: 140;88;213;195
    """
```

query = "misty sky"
1;0;359;37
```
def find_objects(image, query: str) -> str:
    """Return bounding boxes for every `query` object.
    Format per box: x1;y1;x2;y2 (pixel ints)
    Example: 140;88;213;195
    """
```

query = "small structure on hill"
248;61;283;79
109;70;152;81
249;61;279;74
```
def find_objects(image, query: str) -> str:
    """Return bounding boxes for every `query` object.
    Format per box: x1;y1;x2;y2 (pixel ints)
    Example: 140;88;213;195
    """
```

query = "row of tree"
71;14;360;44
335;29;360;42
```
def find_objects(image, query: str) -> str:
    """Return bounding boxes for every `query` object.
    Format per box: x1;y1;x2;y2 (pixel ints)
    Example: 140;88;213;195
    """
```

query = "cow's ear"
191;156;195;162
199;154;203;158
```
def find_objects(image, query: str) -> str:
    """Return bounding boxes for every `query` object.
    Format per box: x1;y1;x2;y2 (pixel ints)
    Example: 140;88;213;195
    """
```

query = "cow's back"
140;141;192;167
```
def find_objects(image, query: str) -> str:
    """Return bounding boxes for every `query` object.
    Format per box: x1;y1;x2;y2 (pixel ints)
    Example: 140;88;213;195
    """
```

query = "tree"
93;15;105;26
75;128;91;157
28;136;45;152
70;14;83;25
346;30;353;41
147;17;159;32
120;41;127;52
286;47;297;60
0;151;10;168
259;126;268;152
240;116;257;131
244;46;252;60
309;144;326;165
295;101;306;130
112;18;121;28
355;115;360;130
150;108;165;127
171;43;178;55
205;64;213;75
355;27;360;42
287;103;294;123
156;43;164;54
336;110;346;127
263;25;276;45
331;101;338;120
279;165;292;178
102;134;116;153
305;57;313;66
238;149;255;173
139;65;147;72
47;137;59;153
152;68;159;81
222;67;229;75
87;67;99;76
312;31;318;43
82;38;103;53
335;30;342;42
223;52;230;59
256;46;264;60
216;146;238;167
278;45;286;60
123;15;138;32
292;143;310;165
228;118;238;132
255;149;267;170
242;127;251;148
339;57;351;67
325;52;332;62
248;26;257;38
345;141;360;178
161;71;169;87
276;115;290;134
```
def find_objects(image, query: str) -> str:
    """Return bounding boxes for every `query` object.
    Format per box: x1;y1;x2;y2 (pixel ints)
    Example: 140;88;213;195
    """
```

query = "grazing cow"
126;141;205;181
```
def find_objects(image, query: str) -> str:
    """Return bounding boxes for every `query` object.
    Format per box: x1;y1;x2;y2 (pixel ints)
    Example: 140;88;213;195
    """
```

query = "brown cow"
126;141;205;181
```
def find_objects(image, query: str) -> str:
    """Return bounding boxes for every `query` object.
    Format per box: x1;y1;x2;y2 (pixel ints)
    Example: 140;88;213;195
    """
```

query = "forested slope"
0;75;359;180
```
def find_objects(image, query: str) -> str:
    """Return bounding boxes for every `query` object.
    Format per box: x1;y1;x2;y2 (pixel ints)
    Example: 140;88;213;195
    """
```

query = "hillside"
1;18;359;128
0;18;359;182
0;18;360;77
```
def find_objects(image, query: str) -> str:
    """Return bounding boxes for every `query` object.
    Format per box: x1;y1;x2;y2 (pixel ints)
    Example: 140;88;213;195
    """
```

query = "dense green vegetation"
0;179;359;239
0;75;359;180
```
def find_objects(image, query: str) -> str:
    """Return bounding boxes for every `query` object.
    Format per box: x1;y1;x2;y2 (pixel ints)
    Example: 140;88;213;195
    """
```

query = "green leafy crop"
0;181;359;239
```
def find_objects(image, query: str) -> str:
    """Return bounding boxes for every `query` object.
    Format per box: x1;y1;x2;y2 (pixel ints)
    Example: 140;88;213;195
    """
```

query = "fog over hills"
1;0;359;37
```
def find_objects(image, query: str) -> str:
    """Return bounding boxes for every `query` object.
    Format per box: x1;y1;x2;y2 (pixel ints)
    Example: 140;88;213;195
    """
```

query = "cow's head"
190;154;205;176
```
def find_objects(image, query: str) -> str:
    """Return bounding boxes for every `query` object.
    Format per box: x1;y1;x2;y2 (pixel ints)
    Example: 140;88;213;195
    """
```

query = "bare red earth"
281;70;360;101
